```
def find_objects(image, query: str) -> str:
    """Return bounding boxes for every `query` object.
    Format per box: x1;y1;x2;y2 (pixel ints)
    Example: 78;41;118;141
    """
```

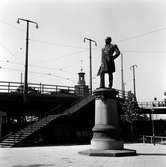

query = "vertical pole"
130;65;137;98
84;37;97;95
8;82;10;93
89;41;92;95
17;18;38;103
21;72;23;85
151;108;155;145
121;53;125;98
133;67;136;97
24;21;29;103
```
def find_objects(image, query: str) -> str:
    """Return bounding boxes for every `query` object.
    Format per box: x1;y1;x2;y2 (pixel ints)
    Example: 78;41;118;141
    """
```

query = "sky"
0;0;166;102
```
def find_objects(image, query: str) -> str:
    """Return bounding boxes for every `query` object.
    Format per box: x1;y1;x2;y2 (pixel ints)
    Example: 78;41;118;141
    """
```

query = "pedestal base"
79;88;136;157
79;148;136;157
91;138;123;150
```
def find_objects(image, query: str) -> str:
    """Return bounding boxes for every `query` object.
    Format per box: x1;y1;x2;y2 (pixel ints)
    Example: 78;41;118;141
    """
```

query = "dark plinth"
79;148;137;157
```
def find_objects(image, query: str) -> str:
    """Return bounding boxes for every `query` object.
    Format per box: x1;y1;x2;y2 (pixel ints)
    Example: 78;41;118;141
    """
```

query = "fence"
0;81;80;95
0;80;129;99
138;101;166;109
142;135;166;144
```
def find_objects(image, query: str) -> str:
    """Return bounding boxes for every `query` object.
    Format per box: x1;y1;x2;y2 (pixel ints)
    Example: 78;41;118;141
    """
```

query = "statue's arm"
97;49;104;76
113;44;120;59
101;49;104;68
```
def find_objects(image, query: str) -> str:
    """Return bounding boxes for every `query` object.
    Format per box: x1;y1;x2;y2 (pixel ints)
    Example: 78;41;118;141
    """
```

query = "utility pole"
151;108;155;145
84;37;97;95
121;52;125;98
130;64;138;98
21;72;23;85
17;18;38;103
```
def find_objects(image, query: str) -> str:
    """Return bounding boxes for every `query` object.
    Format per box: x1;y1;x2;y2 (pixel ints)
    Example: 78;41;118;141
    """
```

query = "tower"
75;68;89;96
77;68;86;85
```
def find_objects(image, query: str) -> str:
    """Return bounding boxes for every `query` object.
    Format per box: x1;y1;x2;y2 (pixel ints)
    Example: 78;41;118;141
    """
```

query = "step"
0;145;13;148
0;97;94;147
0;142;15;146
6;134;29;139
3;137;24;141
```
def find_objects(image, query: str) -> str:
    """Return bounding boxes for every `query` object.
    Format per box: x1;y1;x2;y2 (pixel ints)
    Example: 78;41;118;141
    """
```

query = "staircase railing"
0;95;95;146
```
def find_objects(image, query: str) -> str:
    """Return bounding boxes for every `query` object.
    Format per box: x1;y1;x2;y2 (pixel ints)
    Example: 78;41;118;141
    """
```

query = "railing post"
39;82;42;93
143;135;145;143
161;137;163;143
151;136;153;144
14;133;16;144
42;84;44;93
55;86;57;94
8;82;10;93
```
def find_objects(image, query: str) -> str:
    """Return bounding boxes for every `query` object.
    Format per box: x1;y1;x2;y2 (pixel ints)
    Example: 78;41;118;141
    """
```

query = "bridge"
1;80;165;119
0;80;128;114
0;80;165;147
0;80;129;98
138;101;166;114
0;80;129;147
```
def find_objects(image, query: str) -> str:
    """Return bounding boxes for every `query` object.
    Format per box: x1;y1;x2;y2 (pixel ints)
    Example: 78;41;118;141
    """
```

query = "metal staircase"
0;96;95;147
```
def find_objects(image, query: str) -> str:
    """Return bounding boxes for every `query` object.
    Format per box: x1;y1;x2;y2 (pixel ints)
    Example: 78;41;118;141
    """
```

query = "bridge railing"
28;82;76;95
0;81;129;99
0;81;21;93
142;135;166;144
138;101;166;109
116;90;129;100
0;81;81;96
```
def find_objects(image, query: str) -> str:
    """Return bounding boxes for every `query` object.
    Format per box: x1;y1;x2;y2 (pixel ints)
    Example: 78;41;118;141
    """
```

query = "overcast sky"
0;0;166;101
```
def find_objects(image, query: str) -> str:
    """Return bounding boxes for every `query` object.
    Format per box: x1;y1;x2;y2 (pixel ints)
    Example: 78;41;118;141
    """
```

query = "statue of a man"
97;37;120;88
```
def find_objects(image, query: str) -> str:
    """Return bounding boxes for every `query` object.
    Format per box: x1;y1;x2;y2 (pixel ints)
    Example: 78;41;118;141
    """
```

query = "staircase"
0;96;95;147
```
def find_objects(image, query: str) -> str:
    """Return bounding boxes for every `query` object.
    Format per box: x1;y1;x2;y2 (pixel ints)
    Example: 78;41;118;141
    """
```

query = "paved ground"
0;143;166;167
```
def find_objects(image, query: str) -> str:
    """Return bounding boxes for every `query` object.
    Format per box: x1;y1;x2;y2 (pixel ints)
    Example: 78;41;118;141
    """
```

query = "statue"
97;37;120;88
79;38;136;155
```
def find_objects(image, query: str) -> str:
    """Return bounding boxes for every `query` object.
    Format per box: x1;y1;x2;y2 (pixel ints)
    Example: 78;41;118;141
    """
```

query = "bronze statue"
97;37;120;88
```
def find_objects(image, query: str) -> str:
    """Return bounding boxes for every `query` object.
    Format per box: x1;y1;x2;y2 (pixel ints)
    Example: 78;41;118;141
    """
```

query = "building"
74;69;89;96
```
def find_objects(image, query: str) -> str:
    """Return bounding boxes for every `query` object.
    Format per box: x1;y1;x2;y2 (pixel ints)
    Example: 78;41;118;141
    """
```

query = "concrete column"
91;88;123;150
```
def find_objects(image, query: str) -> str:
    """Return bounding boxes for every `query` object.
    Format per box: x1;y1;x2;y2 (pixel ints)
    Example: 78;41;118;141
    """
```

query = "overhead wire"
0;65;75;82
117;26;166;43
0;41;18;58
2;20;166;59
0;19;24;31
0;38;89;74
30;39;88;50
121;50;166;54
1;19;166;48
1;20;166;87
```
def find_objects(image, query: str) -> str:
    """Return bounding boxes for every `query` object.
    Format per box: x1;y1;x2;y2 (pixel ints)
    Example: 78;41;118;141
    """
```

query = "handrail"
142;135;166;144
0;81;84;96
0;80;129;99
138;101;166;108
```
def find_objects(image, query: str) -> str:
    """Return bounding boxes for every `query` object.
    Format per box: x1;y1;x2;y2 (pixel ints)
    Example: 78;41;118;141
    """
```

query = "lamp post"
151;108;155;145
130;64;137;98
121;52;125;98
84;37;97;95
17;18;38;103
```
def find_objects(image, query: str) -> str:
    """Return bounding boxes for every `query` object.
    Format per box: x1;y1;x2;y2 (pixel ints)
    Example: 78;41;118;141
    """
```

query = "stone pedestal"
79;88;136;156
91;88;123;150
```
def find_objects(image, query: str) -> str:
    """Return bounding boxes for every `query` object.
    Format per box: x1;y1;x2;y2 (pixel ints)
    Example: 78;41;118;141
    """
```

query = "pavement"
0;143;166;167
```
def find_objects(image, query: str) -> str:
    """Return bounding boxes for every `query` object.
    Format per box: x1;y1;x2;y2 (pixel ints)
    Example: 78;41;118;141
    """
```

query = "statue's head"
105;37;112;44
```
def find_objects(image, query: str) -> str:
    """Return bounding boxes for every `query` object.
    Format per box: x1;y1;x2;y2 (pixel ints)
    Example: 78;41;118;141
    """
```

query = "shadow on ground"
13;164;54;167
138;153;166;156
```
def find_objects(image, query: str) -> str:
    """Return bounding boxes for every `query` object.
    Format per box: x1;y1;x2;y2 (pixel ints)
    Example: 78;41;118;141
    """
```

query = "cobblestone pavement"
0;143;166;167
